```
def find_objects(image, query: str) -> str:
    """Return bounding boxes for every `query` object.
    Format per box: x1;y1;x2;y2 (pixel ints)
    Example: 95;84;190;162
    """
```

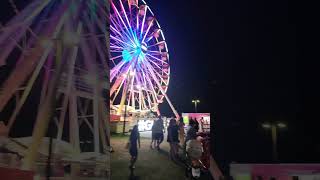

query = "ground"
110;132;186;180
110;132;213;180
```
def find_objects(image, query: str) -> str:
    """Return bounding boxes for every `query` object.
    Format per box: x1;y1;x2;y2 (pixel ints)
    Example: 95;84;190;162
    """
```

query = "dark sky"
148;0;319;173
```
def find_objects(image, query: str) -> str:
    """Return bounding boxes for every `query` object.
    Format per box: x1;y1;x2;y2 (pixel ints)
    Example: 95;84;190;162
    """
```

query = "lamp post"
192;99;200;113
262;122;287;162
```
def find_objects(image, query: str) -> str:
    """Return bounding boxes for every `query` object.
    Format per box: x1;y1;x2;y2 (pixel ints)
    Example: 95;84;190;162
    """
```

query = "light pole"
192;99;200;113
262;122;287;162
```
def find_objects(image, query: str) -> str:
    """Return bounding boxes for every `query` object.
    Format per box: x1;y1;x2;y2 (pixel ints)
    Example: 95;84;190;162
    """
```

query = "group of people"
128;116;202;169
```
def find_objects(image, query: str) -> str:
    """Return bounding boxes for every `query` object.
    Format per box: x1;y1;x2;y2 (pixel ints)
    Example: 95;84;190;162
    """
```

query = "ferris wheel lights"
139;5;146;16
129;0;138;6
147;17;155;26
110;0;178;119
122;49;132;61
153;31;160;38
130;71;136;76
136;84;142;89
161;56;167;61
158;43;165;50
141;44;148;52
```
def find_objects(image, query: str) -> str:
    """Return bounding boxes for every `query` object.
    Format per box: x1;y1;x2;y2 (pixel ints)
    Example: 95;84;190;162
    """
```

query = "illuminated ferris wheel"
110;0;179;118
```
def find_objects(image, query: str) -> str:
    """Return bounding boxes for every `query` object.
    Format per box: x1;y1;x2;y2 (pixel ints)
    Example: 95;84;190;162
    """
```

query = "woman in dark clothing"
184;118;198;158
167;119;179;161
129;125;140;169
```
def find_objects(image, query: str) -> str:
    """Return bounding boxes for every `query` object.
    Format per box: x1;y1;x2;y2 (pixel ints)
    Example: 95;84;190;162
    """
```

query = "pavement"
110;131;213;180
110;132;185;180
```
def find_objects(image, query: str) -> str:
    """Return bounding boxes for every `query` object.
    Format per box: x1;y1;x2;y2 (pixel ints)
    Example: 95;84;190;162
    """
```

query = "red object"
251;164;320;179
110;114;121;121
0;167;34;180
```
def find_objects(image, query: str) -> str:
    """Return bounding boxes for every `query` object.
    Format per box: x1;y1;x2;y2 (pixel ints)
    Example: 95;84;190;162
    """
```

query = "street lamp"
262;122;287;162
192;99;200;113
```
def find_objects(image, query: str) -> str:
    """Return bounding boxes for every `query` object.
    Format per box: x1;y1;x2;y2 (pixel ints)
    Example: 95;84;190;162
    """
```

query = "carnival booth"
182;113;211;132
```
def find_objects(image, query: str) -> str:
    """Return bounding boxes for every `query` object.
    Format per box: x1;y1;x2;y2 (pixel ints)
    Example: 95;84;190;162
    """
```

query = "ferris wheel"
110;0;179;118
0;0;110;170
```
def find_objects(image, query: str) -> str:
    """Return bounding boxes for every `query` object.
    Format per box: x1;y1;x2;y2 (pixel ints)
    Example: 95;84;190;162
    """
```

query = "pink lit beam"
82;14;108;68
146;52;169;65
136;7;140;31
145;57;168;85
6;52;53;131
118;0;138;42
110;60;127;82
0;25;31;65
145;29;161;43
0;1;71;111
145;55;165;71
111;1;134;40
142;18;154;43
0;0;50;43
110;62;133;98
109;15;134;46
142;73;153;110
110;44;126;51
119;0;133;32
110;34;134;48
111;74;127;103
0;0;57;66
94;3;135;47
140;65;159;104
140;5;147;38
144;60;179;119
147;40;166;48
110;25;131;46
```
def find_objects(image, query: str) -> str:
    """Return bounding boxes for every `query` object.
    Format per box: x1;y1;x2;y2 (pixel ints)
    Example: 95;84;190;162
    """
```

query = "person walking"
186;119;198;143
178;118;185;147
183;119;198;158
129;125;140;169
153;116;164;150
167;119;179;162
150;121;156;149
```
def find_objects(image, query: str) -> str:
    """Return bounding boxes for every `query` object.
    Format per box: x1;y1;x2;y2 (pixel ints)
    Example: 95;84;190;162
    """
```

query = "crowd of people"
127;116;204;169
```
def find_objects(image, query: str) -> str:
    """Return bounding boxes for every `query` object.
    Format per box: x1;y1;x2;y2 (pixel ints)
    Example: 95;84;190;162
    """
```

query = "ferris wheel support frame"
1;0;111;174
144;60;179;119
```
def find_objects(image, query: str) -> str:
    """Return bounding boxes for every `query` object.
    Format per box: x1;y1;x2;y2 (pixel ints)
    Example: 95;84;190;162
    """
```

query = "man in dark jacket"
153;116;164;150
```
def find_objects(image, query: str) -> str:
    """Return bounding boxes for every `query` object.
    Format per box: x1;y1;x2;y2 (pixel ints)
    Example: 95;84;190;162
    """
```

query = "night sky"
0;0;319;175
148;0;319;173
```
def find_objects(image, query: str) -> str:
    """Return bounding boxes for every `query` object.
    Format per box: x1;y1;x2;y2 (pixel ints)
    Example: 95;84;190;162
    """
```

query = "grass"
110;135;186;180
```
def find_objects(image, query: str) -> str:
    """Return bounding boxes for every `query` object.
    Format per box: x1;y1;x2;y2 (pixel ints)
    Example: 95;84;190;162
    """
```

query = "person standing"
178;118;185;147
184;119;198;158
186;119;198;143
153;116;164;150
129;125;140;169
167;119;179;162
150;120;156;149
199;117;205;132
